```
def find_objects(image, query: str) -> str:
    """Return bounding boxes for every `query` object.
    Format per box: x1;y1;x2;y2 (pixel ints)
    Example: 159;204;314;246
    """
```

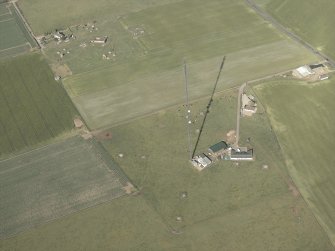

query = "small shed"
319;74;329;80
91;36;108;44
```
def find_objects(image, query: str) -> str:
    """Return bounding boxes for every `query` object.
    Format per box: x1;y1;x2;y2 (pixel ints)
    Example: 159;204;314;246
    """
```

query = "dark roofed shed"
209;141;229;154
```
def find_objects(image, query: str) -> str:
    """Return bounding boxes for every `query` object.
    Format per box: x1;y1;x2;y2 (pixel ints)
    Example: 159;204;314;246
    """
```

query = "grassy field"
0;53;77;157
18;0;182;35
0;136;129;239
0;89;333;250
100;89;332;249
0;3;34;57
254;78;335;246
49;0;318;129
265;0;335;60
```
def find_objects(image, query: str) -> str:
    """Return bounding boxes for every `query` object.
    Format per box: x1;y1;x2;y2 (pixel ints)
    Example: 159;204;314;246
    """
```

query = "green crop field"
265;0;335;60
0;3;34;57
254;78;335;246
43;0;318;130
0;53;77;157
0;136;129;239
0;89;333;250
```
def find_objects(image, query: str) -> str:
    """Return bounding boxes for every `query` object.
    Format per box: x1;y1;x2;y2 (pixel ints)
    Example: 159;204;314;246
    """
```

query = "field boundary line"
0;135;80;163
0;42;28;53
0;17;11;22
0;12;10;16
87;62;319;131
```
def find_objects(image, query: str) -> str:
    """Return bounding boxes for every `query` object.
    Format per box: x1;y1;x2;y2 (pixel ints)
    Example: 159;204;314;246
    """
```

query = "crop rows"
0;54;76;156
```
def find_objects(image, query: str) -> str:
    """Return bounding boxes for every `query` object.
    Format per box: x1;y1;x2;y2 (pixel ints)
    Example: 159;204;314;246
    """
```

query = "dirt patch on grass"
123;182;136;194
93;130;113;140
288;181;300;198
226;130;236;144
51;63;72;78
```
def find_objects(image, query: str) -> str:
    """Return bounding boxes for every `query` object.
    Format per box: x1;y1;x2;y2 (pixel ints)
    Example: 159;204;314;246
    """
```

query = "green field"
0;53;77;156
254;78;335;246
18;0;182;35
1;0;333;250
0;3;34;57
100;89;333;250
0;136;129;238
0;90;333;250
49;0;318;130
265;0;335;60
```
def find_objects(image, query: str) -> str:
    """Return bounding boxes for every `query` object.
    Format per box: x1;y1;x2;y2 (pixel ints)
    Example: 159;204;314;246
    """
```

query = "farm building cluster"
191;140;253;171
292;63;331;81
36;22;112;62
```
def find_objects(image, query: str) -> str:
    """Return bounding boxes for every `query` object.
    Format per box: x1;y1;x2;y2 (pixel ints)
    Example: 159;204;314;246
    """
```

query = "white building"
292;65;314;78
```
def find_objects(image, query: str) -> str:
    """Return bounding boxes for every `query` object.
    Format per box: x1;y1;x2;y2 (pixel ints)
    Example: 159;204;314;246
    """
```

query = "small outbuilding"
208;141;230;157
319;74;329;80
91;36;108;44
230;148;253;161
241;94;257;116
191;153;212;171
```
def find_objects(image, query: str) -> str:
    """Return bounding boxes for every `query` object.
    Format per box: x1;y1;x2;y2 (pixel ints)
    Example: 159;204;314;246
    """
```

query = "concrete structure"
191;154;212;171
241;94;257;116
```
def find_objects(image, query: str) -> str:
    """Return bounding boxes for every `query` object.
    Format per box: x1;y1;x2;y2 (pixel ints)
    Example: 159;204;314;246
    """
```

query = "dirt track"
235;82;246;146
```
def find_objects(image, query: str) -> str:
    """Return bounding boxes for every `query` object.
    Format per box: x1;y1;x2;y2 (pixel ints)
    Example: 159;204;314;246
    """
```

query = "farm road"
235;82;246;147
245;0;335;67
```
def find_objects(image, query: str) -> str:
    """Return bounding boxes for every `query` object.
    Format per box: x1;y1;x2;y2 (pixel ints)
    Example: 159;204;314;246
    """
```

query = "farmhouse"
208;141;230;157
230;148;253;161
